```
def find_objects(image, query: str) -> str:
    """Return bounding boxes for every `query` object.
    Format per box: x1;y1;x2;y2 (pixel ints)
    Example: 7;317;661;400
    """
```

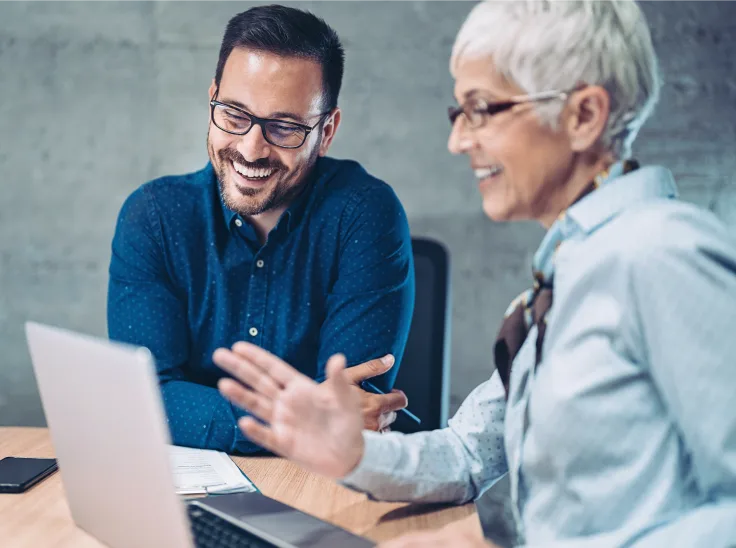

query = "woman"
213;1;736;546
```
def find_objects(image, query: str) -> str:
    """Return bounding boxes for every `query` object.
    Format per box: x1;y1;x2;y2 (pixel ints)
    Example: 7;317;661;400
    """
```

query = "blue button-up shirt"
108;157;415;454
343;164;736;546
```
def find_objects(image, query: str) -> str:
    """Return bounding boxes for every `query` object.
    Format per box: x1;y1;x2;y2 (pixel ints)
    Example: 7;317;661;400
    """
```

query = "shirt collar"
532;163;678;282
210;163;239;230
278;160;323;234
213;158;333;235
562;164;678;238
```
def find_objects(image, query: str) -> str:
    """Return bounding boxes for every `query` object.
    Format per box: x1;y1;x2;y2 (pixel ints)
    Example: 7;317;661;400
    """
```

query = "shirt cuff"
340;430;396;495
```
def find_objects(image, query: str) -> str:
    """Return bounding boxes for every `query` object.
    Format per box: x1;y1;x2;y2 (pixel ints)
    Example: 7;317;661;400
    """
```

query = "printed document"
169;445;257;495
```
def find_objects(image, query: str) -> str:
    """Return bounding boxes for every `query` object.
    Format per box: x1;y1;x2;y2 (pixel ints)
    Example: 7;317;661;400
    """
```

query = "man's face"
207;48;335;217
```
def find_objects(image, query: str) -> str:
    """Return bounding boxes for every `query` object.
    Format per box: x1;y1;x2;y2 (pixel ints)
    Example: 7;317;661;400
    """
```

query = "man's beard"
208;131;320;217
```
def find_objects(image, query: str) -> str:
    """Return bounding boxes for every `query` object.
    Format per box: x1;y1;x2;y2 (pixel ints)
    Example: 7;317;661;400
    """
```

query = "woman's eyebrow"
463;89;502;102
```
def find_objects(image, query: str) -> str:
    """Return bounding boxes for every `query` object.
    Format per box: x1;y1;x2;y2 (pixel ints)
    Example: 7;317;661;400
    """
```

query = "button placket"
245;249;269;345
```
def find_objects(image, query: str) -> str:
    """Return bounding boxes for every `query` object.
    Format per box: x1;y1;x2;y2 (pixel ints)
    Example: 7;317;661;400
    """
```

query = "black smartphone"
0;457;58;493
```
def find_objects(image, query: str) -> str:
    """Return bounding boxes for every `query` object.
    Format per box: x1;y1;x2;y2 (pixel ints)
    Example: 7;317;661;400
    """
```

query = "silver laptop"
25;321;373;548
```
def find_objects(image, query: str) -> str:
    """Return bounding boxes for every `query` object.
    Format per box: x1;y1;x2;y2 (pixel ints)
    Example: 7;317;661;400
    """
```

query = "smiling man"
107;5;414;454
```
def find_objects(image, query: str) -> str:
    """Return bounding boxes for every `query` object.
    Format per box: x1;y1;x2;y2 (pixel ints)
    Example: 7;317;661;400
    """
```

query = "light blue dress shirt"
342;164;736;546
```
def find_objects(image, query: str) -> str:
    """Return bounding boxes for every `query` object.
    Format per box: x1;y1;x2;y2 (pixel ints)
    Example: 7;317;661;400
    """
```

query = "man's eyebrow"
217;97;307;124
267;110;308;124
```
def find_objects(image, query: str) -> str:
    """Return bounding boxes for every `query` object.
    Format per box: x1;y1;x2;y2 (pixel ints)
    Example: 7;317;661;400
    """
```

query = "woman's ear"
564;85;610;153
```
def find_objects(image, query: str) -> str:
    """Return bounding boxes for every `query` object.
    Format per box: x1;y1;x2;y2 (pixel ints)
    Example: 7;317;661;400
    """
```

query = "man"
108;5;414;454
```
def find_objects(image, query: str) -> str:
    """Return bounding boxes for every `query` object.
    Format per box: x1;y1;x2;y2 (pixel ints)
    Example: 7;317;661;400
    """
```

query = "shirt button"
249;327;258;337
256;259;265;268
235;219;243;227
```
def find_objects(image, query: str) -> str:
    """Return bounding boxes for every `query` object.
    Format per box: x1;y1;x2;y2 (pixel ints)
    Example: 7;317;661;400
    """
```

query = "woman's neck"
538;153;617;229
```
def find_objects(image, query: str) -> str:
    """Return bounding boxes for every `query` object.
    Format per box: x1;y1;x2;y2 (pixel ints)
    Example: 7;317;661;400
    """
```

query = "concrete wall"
1;1;735;426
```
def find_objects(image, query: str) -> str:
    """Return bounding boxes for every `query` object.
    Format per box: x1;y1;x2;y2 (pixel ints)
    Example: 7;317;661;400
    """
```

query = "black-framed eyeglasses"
448;89;572;129
210;93;331;149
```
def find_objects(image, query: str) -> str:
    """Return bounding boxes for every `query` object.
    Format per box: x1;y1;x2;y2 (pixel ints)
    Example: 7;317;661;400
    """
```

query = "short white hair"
451;0;661;159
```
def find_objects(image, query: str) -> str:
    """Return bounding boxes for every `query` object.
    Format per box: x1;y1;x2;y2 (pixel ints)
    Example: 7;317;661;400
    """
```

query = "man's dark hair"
215;5;345;110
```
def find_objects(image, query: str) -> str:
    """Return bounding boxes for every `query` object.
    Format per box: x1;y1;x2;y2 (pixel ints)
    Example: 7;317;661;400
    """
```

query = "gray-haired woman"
214;1;736;546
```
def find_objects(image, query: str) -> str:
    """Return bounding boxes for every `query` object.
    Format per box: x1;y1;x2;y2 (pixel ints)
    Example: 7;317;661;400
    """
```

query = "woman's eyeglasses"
448;89;572;129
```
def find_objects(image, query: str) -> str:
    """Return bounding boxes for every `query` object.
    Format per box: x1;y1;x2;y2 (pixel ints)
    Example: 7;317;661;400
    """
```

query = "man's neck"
243;159;320;244
246;204;289;245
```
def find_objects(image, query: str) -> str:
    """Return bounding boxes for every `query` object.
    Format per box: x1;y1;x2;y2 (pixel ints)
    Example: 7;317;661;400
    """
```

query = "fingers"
325;354;352;400
237;417;283;456
327;354;369;425
343;354;395;384
229;341;304;387
213;348;282;399
378;390;408;415
218;378;274;423
358;389;407;431
378;411;397;431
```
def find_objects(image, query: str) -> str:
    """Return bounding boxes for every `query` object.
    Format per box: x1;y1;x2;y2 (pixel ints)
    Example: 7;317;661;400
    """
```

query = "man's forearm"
160;380;261;454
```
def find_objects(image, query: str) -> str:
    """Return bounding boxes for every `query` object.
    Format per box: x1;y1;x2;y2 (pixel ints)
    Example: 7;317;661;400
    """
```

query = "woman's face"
448;56;580;227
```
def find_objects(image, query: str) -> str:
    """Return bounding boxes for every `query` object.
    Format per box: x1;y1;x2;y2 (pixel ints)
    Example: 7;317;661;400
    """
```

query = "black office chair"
392;236;451;434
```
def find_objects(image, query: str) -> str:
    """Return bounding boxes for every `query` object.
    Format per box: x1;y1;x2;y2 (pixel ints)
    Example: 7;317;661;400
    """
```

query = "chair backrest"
392;237;451;434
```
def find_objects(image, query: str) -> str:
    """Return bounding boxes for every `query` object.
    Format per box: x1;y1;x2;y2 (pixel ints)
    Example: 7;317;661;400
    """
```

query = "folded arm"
107;186;259;454
316;183;415;391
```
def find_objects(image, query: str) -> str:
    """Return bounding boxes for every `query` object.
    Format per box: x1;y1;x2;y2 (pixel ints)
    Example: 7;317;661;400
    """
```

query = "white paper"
168;445;257;495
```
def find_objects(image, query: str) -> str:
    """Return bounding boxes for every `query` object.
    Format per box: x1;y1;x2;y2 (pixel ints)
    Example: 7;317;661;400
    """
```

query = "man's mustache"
219;148;284;172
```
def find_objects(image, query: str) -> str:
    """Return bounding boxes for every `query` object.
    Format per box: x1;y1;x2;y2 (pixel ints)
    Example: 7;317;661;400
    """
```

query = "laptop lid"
25;321;193;548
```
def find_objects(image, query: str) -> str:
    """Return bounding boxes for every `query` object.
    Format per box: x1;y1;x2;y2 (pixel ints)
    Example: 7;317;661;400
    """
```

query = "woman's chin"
482;198;513;223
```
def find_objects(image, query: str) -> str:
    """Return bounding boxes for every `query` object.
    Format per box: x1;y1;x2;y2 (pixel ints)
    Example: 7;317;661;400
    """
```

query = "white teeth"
474;166;503;180
233;161;275;179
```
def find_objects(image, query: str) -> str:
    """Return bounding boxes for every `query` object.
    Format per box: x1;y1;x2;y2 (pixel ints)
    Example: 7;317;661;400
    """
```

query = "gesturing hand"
214;342;366;479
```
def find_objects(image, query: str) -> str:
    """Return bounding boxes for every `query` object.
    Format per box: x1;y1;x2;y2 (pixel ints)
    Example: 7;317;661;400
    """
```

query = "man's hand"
214;342;368;479
327;354;408;432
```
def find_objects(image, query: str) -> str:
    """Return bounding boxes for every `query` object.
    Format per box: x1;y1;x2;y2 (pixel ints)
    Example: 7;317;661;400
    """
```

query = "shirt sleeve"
621;210;736;545
315;183;415;390
341;371;508;503
107;185;259;454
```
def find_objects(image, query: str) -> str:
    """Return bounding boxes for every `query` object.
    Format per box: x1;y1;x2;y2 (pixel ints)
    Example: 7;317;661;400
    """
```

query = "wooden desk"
0;427;476;546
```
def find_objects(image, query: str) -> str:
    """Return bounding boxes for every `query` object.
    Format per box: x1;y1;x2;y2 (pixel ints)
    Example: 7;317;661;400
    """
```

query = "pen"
360;381;421;425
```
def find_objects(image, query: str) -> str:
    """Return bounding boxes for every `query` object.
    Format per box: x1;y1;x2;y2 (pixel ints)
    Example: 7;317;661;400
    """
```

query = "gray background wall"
1;1;735;427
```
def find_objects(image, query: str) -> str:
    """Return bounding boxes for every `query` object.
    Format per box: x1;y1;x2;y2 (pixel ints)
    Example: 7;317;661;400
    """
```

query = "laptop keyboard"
188;504;276;548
